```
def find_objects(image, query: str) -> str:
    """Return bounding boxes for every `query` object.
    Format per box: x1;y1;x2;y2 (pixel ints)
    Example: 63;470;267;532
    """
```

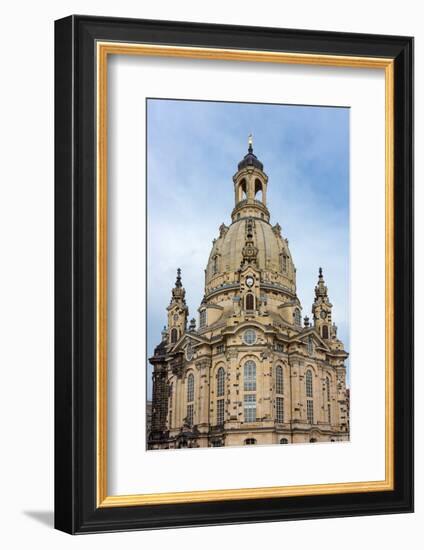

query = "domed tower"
201;136;301;330
232;134;270;223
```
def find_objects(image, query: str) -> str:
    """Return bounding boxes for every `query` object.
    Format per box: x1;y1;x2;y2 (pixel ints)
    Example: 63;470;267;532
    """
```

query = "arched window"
294;308;301;326
245;293;254;311
282;254;288;272
187;373;194;402
217;367;225;397
254;179;263;202
306;370;314;424
280;438;288;444
199;309;206;329
306;370;313;398
322;325;329;339
244;361;256;391
244;360;256;422
309;438;317;443
276;366;284;395
170;328;178;344
239;179;247;201
276;366;284;423
186;373;194;426
216;367;225;425
244;438;257;445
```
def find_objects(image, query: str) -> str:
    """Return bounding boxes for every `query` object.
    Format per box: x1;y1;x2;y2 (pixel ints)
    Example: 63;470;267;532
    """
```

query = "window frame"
276;365;284;395
243;329;257;346
245;293;255;311
187;373;194;403
216;398;225;426
244;360;257;391
217;366;225;397
276;396;284;423
243;394;256;423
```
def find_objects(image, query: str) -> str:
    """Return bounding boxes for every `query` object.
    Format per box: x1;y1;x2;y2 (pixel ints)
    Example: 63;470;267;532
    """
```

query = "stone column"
176;375;184;428
260;349;273;421
290;359;302;423
262;182;267;206
225;348;240;428
196;357;212;431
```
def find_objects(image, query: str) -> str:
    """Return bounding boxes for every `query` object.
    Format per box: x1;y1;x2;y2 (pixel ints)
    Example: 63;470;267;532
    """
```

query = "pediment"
294;328;329;350
171;332;209;353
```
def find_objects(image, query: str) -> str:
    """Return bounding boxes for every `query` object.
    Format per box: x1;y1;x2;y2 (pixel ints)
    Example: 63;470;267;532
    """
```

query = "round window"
243;329;257;345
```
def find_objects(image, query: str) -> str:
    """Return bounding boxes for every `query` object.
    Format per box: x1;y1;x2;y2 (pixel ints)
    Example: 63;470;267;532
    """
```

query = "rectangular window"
328;403;331;424
187;404;194;426
307;399;314;424
216;344;224;354
199;309;206;328
244;394;256;422
217;398;225;425
276;396;284;423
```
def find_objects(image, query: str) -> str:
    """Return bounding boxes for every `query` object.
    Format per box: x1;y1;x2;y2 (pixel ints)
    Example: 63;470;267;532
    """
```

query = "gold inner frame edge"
96;42;395;508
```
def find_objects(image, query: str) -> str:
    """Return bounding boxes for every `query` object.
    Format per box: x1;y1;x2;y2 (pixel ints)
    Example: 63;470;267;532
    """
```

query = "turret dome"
237;141;264;171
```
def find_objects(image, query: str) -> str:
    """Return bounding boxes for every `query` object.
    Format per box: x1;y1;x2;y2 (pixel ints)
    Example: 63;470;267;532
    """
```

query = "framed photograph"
54;15;413;534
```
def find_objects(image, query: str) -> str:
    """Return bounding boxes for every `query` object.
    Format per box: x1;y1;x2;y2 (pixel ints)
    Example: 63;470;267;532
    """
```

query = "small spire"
175;268;182;288
314;266;329;300
248;133;253;153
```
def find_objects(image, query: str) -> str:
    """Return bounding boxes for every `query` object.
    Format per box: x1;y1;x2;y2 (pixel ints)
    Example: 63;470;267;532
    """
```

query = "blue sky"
146;99;350;397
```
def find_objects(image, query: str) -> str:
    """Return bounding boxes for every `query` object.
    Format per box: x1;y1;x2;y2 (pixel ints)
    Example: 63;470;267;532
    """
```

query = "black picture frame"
55;15;414;534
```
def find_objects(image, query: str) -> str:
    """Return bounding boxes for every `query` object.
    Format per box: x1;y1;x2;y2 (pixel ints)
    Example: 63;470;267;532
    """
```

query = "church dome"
205;218;296;292
203;137;297;299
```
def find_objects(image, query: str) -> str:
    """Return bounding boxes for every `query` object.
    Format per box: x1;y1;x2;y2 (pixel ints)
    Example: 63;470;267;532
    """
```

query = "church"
148;138;349;449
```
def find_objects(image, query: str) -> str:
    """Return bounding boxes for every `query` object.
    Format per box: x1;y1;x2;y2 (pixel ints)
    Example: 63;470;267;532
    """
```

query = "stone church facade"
148;139;349;449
